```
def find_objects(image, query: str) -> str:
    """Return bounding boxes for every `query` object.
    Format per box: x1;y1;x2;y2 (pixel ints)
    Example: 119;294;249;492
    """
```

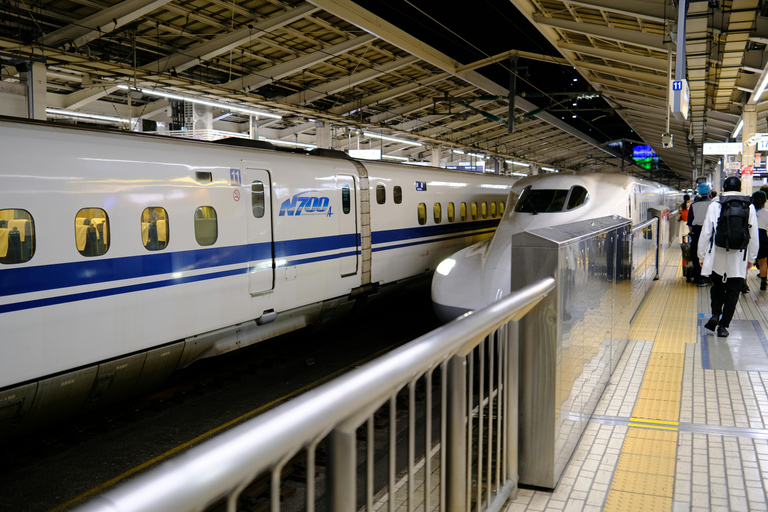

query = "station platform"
504;245;768;512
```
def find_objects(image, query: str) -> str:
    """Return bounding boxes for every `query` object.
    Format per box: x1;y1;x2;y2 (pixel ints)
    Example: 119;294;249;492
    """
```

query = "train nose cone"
432;302;470;323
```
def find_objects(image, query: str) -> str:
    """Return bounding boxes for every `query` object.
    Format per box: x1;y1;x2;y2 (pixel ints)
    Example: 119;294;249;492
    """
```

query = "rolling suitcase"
680;234;694;282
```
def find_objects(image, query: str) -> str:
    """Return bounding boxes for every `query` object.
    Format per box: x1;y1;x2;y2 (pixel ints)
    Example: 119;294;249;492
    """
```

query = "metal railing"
77;277;557;512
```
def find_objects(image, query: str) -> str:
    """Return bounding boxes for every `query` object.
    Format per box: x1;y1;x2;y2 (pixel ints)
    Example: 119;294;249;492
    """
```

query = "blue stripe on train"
0;222;498;304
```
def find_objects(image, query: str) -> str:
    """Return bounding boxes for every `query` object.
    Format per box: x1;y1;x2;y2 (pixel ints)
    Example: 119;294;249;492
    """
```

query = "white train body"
0;117;512;433
431;172;681;321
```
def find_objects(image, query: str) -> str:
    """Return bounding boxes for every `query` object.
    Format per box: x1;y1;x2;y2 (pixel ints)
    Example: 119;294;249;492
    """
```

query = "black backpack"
714;195;752;258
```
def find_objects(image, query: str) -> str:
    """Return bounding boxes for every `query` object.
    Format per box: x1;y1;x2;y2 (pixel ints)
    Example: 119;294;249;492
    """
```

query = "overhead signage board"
349;149;381;160
758;139;768;151
703;142;742;155
670;79;690;121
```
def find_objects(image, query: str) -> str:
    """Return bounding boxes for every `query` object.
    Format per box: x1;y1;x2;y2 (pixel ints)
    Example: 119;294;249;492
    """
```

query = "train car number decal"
230;168;241;186
279;191;332;217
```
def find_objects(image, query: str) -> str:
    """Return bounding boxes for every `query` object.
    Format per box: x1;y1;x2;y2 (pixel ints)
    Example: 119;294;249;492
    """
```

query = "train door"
337;174;359;277
245;169;275;295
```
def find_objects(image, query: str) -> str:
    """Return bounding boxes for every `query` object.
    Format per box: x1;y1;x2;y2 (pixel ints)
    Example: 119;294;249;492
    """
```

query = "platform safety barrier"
76;277;557;512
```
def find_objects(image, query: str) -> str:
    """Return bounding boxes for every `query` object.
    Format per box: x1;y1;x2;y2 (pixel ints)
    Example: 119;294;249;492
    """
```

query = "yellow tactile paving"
604;489;673;511
620;437;678;457
624;427;678;442
605;253;697;511
630;399;681;422
611;470;674;497
615;452;676;477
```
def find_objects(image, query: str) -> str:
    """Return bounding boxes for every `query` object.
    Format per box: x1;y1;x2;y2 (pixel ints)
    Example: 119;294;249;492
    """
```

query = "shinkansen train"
431;172;682;321
0;117;513;436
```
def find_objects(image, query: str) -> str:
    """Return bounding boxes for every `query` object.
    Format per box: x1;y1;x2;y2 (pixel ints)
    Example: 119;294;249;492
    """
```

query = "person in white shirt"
754;191;768;290
698;176;760;337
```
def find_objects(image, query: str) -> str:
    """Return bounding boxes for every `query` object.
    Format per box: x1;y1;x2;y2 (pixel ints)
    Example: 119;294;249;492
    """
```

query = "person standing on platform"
679;194;691;238
688;183;712;286
754;191;768;291
699;176;760;337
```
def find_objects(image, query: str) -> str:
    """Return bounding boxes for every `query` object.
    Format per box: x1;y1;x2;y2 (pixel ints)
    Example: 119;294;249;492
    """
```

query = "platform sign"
703;142;741;155
670;79;690;121
742;164;754;176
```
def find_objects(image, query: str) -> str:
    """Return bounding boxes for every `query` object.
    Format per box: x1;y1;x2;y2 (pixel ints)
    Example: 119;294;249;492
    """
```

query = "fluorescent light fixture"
382;154;409;161
542;167;557;172
467;152;485;158
510;172;528;177
452;149;465;154
732;119;744;138
46;108;128;123
363;131;423;146
117;85;281;119
505;160;530;167
755;75;768;103
260;137;316;149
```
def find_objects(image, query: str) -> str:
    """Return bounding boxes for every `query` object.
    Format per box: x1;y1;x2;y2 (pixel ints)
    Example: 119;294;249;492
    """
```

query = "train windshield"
514;187;569;213
514;185;589;214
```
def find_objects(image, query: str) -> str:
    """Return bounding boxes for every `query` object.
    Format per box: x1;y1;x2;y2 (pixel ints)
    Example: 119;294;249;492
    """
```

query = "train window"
394;186;402;204
448;202;455;222
460;202;467;221
566;186;589;210
481;202;488;219
342;185;351;214
141;207;169;251
490;202;497;218
0;209;35;264
514;186;569;213
376;184;386;205
499;201;505;215
418;203;427;225
76;208;110;257
471;202;478;220
251;181;265;218
433;203;442;224
194;206;218;246
195;171;212;182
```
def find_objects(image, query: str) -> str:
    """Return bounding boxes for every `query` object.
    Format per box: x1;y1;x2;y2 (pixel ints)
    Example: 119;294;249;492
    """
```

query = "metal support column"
326;428;357;512
506;320;520;499
446;355;467;512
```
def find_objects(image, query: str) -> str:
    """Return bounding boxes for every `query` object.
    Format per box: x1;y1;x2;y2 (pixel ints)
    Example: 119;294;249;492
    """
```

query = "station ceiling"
1;0;765;183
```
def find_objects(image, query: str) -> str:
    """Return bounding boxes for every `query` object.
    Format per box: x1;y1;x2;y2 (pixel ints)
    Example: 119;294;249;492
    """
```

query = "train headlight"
436;258;456;276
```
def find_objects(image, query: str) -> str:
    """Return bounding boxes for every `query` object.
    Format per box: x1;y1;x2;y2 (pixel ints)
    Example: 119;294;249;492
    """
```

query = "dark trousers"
710;272;743;328
690;225;703;281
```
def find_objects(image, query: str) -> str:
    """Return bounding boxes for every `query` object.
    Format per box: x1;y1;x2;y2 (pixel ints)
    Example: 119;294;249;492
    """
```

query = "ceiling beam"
559;42;667;72
551;0;666;23
532;16;667;52
223;33;376;92
282;55;419;105
42;0;173;47
143;3;320;75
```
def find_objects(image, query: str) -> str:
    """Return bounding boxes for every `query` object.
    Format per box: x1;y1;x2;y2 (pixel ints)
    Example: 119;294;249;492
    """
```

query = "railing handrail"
632;216;658;233
77;277;557;512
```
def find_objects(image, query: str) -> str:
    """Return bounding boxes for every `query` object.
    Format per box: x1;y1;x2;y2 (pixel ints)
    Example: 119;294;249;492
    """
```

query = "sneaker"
704;316;718;332
717;326;729;337
761;283;767;291
742;285;750;294
695;280;708;287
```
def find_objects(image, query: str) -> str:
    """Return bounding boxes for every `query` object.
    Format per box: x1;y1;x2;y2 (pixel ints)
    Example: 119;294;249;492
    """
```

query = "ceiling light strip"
117;85;282;119
363;131;423;146
46;108;128;123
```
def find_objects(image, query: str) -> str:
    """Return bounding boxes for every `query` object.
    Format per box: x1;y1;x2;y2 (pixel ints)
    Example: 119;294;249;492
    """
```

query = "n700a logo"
280;191;333;216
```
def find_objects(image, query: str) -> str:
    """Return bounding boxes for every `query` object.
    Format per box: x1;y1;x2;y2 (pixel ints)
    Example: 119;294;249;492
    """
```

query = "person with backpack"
699;176;760;337
688;183;712;286
754;191;768;290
